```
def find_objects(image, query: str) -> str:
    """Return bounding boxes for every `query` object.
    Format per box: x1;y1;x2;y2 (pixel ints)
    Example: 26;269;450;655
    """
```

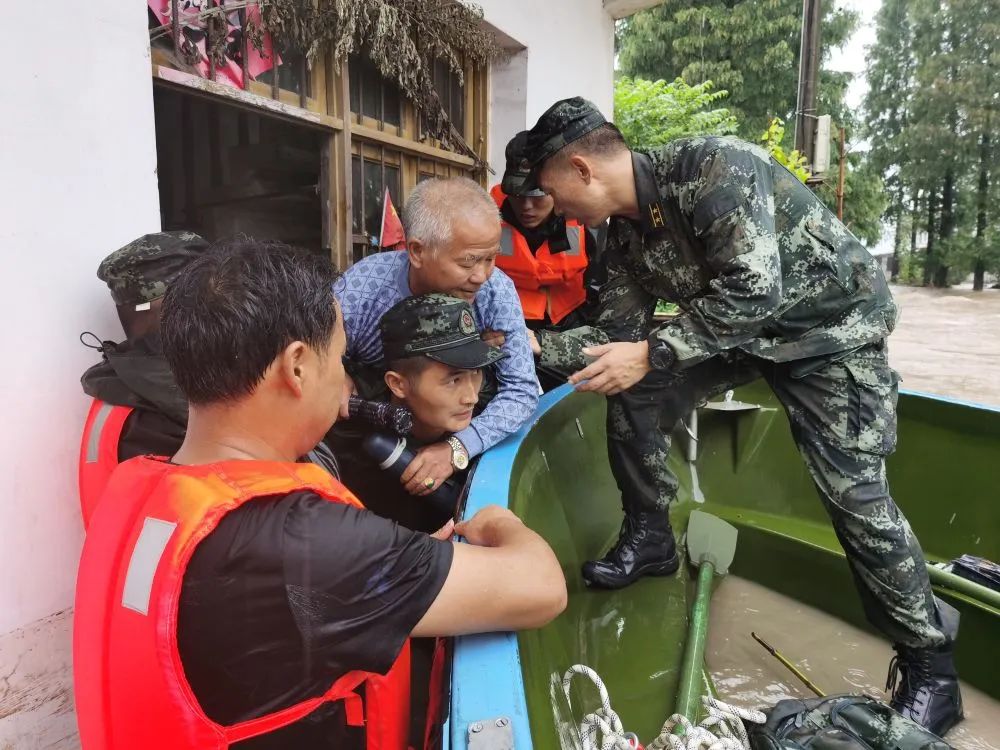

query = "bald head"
402;177;499;252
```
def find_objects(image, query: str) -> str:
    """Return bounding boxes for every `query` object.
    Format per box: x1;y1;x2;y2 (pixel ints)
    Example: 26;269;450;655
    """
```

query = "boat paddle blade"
686;511;738;575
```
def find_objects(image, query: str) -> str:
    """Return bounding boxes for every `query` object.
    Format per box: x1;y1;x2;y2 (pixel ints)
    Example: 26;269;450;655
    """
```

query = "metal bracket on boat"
468;716;514;750
702;389;762;412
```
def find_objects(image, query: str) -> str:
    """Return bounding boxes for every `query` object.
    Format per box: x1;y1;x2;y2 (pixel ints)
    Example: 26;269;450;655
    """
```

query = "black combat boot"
886;643;964;738
582;510;679;589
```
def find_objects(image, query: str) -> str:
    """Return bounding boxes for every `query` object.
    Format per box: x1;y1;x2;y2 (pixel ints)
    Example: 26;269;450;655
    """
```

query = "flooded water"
889;285;1000;409
708;576;1000;750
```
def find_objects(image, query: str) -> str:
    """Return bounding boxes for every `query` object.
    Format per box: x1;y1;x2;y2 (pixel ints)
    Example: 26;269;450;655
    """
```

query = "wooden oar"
674;511;739;723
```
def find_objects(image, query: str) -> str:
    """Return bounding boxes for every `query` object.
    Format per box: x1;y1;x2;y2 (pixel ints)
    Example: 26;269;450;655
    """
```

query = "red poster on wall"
148;0;277;89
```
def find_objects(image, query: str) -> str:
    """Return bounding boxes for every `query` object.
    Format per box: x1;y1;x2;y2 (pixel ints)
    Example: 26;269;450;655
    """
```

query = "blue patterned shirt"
334;251;539;457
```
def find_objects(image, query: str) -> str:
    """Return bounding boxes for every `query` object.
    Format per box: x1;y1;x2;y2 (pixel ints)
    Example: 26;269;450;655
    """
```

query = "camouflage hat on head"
525;97;608;166
380;293;506;370
501;131;547;197
97;231;209;306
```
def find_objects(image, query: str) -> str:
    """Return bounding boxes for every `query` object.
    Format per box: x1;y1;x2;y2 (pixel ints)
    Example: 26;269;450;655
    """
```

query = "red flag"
379;188;406;249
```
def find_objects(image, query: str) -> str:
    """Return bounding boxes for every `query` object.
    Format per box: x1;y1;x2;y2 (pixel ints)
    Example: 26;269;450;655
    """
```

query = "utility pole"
836;126;846;220
794;0;823;168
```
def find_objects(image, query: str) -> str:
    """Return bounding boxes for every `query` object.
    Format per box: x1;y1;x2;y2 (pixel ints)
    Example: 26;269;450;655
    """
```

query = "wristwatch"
647;336;677;372
446;436;470;470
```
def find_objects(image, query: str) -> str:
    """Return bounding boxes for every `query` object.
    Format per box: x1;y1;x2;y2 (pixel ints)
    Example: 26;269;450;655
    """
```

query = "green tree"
613;76;738;148
864;0;915;281
867;0;1000;288
618;0;857;141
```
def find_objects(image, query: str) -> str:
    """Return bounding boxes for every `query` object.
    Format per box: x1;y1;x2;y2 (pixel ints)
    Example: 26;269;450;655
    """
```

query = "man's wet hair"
161;238;341;405
387;356;435;381
543;123;628;172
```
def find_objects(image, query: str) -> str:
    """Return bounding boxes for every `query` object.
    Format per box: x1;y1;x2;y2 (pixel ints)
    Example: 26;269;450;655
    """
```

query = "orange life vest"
490;185;588;325
78;398;134;529
73;457;410;750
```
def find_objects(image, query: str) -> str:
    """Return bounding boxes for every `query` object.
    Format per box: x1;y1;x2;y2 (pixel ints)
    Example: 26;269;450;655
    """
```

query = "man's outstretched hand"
568;341;651;396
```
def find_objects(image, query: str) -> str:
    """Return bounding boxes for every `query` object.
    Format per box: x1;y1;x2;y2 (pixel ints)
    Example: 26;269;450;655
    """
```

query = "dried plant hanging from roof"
150;0;501;170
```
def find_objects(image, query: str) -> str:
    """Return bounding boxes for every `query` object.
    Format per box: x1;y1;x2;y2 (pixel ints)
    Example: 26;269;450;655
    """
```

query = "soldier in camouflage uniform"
80;232;339;492
518;98;962;736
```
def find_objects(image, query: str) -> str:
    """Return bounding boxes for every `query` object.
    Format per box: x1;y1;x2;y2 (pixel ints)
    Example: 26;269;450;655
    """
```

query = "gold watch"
447;436;469;470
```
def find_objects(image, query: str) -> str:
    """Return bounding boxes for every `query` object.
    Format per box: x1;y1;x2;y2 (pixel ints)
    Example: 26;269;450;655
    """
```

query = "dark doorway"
153;85;323;251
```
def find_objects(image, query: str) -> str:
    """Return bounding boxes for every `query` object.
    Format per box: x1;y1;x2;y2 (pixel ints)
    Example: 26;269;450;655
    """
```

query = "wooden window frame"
150;36;489;271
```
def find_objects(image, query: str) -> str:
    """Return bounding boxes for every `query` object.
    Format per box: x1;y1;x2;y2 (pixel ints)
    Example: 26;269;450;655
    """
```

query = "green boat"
446;384;1000;750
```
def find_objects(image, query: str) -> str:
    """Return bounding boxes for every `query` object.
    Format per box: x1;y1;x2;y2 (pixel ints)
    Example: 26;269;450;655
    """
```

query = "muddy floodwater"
888;285;1000;409
709;576;1000;750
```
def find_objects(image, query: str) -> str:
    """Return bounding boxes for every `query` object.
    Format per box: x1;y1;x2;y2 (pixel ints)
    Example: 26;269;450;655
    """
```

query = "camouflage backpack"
748;695;953;750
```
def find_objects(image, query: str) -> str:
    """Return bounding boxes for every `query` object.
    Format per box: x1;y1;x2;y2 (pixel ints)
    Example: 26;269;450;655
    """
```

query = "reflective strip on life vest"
499;225;515;256
86;402;116;463
121;517;177;615
565;226;582;256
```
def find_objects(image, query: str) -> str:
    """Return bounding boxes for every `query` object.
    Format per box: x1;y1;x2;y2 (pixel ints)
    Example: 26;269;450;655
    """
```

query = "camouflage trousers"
608;341;958;649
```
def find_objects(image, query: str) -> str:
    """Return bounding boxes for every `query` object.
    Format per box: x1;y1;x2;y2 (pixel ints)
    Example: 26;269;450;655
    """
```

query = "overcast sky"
828;0;881;113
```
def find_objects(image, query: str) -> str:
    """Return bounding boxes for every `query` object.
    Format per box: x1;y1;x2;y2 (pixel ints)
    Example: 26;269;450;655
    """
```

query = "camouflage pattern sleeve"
649;146;782;371
537;225;654;370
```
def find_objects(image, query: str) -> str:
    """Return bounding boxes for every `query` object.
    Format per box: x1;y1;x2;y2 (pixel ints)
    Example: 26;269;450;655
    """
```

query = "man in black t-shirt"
334;293;506;534
154;239;564;749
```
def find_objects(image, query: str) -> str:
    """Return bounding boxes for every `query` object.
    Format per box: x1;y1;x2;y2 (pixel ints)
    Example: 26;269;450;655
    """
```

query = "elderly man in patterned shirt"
333;177;538;496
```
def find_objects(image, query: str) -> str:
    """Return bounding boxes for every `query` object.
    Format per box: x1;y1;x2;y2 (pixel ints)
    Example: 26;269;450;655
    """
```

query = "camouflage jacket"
538;137;898;374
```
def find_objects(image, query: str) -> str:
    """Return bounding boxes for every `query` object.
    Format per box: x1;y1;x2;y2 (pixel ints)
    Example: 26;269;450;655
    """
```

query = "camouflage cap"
525;97;607;166
380;293;506;370
97;230;209;306
500;131;547;197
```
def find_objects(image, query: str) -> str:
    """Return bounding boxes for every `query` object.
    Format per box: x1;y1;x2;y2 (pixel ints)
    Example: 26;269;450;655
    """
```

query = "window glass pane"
363;159;382;239
348;55;362;115
361;57;381;120
451;70;465;137
385;164;401;220
434;59;449;110
383;81;401;127
258;47;308;96
351;155;363;234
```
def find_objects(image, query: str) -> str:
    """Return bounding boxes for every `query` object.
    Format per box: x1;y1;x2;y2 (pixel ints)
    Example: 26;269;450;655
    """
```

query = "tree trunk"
923;189;938;287
890;187;904;283
933;169;955;288
909;194;918;284
973;261;986;292
973;128;991;292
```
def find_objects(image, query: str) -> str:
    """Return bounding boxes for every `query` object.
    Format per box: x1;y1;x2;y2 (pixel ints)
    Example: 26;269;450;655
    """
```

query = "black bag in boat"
748;694;953;750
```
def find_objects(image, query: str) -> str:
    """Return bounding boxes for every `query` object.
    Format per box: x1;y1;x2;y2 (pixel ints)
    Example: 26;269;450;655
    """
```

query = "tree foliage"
758;118;809;182
617;0;857;141
617;0;885;247
613;77;738;148
865;0;1000;288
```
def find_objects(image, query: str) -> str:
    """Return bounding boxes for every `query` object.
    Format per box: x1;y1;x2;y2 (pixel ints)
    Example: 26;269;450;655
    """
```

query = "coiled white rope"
563;665;767;750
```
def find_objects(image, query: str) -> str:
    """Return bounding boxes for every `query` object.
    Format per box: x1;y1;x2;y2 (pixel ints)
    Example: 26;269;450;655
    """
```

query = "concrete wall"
0;2;161;745
480;0;616;175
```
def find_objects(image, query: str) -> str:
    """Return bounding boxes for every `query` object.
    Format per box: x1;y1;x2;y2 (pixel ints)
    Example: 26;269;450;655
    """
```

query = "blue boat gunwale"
447;385;574;750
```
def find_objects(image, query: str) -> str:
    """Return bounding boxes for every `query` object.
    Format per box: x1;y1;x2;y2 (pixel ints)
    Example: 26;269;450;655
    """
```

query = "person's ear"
278;341;308;397
384;370;409;400
407;239;428;269
568;154;593;185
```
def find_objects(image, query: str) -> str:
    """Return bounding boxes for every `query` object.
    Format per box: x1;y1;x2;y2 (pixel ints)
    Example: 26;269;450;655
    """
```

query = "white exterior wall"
479;0;617;176
0;2;161;745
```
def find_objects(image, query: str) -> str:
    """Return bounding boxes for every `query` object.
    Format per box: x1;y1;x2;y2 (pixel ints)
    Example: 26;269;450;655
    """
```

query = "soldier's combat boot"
886;643;964;737
582;510;679;589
